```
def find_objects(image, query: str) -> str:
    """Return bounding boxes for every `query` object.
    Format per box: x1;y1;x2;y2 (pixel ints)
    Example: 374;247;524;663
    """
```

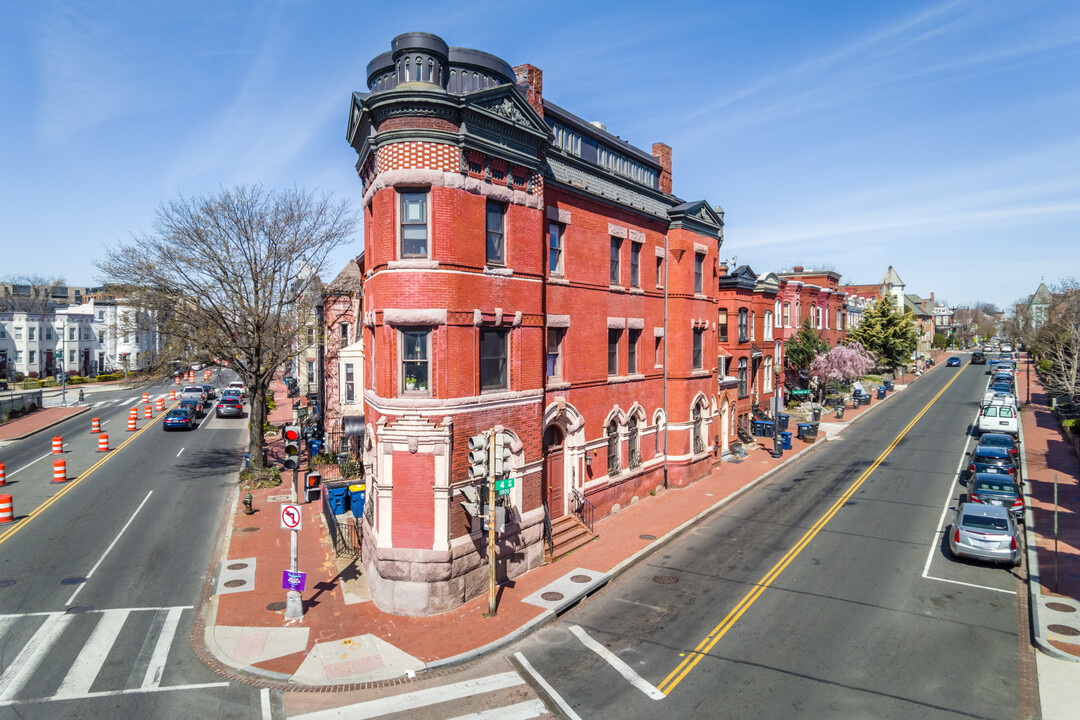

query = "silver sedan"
948;503;1022;566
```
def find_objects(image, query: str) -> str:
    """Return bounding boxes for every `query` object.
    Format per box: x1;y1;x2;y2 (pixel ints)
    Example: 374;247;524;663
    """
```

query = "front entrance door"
543;425;565;519
721;398;729;454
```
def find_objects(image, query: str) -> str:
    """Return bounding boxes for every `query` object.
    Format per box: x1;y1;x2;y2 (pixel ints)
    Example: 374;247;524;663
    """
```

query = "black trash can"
811;407;822;422
877;387;887;399
778;414;790;431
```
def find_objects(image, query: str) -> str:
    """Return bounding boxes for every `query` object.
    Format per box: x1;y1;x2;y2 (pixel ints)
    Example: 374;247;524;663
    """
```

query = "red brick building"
347;33;724;615
320;259;365;454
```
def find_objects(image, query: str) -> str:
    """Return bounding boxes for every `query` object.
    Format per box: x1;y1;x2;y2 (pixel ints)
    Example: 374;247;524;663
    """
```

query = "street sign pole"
285;466;304;619
487;430;497;616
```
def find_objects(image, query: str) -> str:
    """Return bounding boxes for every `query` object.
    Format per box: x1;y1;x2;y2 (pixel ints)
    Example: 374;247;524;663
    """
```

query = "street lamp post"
60;319;68;408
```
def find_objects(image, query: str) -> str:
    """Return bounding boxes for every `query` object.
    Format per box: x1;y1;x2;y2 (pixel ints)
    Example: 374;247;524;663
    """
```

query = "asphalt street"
0;371;270;719
510;360;1033;719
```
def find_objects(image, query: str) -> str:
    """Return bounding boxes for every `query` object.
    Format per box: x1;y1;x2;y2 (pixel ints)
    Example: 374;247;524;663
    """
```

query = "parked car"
162;407;197;431
180;385;208;405
216;397;244;418
968;446;1020;483
179;397;205;419
979;432;1019;459
971;351;986;365
226;381;247;398
977;402;1018;436
948;503;1022;566
968;472;1024;521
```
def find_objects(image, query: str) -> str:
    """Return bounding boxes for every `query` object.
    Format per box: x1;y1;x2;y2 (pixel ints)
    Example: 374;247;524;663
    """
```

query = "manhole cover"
266;601;287;612
0;580;15;589
639;534;657;541
570;575;592;584
268;495;291;502
1048;624;1080;637
60;577;87;586
653;575;679;584
66;606;94;614
239;527;260;533
1046;602;1077;613
227;562;249;571
223;579;247;588
540;591;565;602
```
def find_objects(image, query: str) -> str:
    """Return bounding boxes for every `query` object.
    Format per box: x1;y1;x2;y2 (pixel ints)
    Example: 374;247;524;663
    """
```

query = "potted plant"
405;375;417;391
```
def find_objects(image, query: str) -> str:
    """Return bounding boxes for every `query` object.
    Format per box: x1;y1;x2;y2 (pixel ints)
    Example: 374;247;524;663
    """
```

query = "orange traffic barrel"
127;417;137;432
0;463;6;487
142;392;149;403
52;436;63;454
91;417;101;433
144;405;152;418
97;433;110;453
169;389;176;400
52;460;67;483
129;407;138;420
0;494;12;523
174;376;180;385
156;398;165;411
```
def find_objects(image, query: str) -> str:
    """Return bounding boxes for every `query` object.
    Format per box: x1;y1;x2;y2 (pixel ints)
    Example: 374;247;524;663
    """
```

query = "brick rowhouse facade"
321;259;365;454
346;33;724;615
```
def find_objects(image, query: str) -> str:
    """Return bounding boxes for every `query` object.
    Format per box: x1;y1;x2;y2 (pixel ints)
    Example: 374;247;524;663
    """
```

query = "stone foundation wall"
362;506;545;616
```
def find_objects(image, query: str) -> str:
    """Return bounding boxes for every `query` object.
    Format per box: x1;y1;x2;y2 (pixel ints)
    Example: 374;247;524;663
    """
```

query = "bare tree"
0;275;67;313
1032;281;1080;403
96;185;359;469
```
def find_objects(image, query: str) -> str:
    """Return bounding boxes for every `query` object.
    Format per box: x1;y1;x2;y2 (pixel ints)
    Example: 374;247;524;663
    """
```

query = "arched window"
774;299;782;324
775;340;782;364
628;416;641;469
543;425;563;452
738;358;748;398
692;403;705;454
607;420;620;476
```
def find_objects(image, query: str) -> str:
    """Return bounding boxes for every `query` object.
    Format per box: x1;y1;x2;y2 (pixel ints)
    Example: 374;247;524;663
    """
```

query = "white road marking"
446;699;549;720
66;491;155;605
55;609;130;698
177;448;185;457
0;681;231;706
513;653;583;720
569;625;665;700
920;414;1017;595
6;450;54;478
289;672;526;719
261;688;272;720
142;606;184;689
614;597;666;612
0;613;74;701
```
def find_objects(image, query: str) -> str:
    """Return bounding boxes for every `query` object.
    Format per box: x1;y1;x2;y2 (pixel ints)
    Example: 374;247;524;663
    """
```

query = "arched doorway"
720;397;729;455
543;425;566;519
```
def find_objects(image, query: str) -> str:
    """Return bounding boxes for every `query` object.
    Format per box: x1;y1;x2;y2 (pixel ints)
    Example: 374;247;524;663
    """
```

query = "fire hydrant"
243;493;254;515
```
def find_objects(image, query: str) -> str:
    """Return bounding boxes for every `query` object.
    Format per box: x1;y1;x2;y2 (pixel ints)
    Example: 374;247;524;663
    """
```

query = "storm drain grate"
239;527;260;533
570;575;592;584
223;580;247;589
540;591;565;602
1047;624;1080;637
653;575;679;585
60;577;87;586
1045;602;1076;613
66;606;93;614
639;534;657;541
266;601;287;612
0;580;15;589
227;562;249;571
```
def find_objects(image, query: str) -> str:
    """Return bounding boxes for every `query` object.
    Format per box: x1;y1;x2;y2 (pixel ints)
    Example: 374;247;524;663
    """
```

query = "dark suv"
971;351;986;365
968;445;1019;483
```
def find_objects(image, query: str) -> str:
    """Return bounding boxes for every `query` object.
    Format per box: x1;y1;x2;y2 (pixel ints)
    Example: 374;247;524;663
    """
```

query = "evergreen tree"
848;298;918;373
785;317;829;374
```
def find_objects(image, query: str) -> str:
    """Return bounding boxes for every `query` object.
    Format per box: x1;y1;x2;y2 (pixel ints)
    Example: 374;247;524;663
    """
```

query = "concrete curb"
1019;391;1079;662
1;405;92;441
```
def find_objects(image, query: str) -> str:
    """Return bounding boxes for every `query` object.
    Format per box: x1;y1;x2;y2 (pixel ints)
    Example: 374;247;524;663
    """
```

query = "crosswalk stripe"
55;609;130;698
142;606;183;689
0;613;73;701
290;672;526;719
446;698;549;720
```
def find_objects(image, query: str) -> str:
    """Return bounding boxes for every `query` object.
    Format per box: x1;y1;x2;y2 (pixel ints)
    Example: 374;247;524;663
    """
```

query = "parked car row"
164;382;247;431
948;356;1025;567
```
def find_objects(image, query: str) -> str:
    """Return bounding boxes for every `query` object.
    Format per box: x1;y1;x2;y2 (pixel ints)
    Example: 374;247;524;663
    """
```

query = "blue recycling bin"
780;431;792;450
778;414;790;431
348;484;366;517
751;420;763;437
884;380;894;391
796;422;812;439
877;387;887;399
326;485;349;515
760;420;775;436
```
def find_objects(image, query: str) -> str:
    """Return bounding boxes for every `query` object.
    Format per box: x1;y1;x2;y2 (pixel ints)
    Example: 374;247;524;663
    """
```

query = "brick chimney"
652;142;672;194
793;266;804;272
513;64;543;119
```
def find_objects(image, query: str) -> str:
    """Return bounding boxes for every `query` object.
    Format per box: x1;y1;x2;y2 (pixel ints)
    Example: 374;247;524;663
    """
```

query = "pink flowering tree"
809;342;876;386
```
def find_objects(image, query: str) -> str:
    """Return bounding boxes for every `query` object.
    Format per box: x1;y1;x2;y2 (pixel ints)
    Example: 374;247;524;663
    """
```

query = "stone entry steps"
547;514;597;561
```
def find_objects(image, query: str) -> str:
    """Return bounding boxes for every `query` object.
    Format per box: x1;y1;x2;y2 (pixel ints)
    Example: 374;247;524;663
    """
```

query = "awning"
343;415;366;438
750;348;763;358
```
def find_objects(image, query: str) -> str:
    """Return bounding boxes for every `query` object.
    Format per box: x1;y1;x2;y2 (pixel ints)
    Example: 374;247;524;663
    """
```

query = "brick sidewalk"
0;405;90;441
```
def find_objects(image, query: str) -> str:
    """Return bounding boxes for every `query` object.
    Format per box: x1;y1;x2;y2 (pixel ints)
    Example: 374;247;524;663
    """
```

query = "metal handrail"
542;503;554;556
572;490;596;534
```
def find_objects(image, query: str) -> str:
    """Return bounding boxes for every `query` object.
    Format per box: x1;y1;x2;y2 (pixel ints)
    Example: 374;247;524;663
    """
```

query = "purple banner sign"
282;570;306;592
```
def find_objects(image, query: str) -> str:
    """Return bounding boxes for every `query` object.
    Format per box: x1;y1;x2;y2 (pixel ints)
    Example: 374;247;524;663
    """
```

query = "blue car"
163;407;196;431
946;356;961;367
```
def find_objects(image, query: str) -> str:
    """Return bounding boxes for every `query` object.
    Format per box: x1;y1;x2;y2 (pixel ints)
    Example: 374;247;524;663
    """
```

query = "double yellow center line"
657;369;964;695
0;400;179;547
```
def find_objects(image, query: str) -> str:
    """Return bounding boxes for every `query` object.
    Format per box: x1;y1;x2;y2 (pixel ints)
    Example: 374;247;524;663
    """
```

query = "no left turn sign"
280;503;302;531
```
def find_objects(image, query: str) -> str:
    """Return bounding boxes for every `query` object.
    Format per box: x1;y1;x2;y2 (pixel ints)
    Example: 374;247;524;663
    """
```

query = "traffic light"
304;471;321;503
283;425;301;470
493;432;512;477
468;432;489;479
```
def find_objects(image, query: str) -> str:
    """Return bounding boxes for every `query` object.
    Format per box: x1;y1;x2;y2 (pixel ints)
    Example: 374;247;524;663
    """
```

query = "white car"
227;381;247;398
977;402;1018;436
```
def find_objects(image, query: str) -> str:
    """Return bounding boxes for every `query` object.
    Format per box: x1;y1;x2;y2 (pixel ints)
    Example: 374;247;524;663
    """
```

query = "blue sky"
1;0;1077;310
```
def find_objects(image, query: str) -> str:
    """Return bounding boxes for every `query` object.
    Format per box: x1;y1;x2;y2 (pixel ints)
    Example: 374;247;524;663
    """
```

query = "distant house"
321;258;365;457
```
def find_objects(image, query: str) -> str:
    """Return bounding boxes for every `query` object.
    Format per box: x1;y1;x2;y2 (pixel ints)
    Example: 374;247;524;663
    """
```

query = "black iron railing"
322;490;361;559
542;503;554;556
573;490;596;534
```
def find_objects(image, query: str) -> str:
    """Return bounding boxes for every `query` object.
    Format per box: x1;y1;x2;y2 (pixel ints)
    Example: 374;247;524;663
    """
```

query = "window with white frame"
400;191;429;258
546;328;564;380
69;350;75;363
750;312;756;340
738;309;748;342
775;340;782;364
764;311;773;340
628;416;641;469
738;357;748;397
764;356;773;392
480;328;508;390
29;350;36;364
69;327;76;341
783;302;791;327
400;328;431;395
28;327;35;341
548;223;563;276
718;354;726;379
340;322;350;346
343;362;355;403
774;300;782;326
485;200;506;266
306;360;315;381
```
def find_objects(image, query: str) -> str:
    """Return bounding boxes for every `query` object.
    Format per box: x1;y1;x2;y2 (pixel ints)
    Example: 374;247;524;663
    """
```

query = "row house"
321;259;366;455
774;267;847;347
347;32;723;616
0;311;94;379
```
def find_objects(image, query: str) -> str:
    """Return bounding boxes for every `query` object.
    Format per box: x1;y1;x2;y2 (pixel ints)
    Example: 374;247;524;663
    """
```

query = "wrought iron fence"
321;489;361;559
542;503;554;556
0;391;43;422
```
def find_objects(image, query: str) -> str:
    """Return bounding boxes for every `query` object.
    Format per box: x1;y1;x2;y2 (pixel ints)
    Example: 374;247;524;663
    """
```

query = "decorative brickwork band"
383;309;448;325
